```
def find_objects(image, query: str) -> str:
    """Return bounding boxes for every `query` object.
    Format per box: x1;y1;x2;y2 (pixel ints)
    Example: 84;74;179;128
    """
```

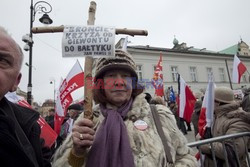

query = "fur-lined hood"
215;102;250;124
226;108;250;124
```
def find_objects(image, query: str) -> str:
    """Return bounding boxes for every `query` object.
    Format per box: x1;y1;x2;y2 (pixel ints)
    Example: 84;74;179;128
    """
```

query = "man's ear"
10;73;22;92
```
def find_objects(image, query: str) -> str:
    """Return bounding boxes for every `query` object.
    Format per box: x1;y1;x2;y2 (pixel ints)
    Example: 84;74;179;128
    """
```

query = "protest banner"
62;25;115;57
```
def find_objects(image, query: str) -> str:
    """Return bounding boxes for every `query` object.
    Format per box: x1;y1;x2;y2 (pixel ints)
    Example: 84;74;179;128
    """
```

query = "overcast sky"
2;0;250;104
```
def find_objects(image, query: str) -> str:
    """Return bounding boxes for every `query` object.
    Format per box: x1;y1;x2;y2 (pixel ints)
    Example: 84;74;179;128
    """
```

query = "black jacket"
242;93;250;112
0;97;51;167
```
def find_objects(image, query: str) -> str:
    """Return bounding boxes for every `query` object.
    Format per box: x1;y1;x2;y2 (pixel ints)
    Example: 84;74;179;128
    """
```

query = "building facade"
120;38;250;99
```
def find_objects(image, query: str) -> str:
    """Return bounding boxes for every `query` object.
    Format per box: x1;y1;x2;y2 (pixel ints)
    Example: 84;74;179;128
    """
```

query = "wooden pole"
32;26;148;36
83;1;96;120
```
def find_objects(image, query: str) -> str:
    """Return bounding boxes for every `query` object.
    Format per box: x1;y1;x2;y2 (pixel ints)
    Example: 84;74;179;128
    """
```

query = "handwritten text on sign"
62;26;115;57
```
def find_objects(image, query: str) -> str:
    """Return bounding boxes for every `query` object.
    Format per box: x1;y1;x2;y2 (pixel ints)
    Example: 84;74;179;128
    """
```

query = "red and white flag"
232;54;247;83
198;77;215;138
5;92;57;148
54;87;73;134
152;53;164;97
59;60;84;102
55;79;65;117
54;60;84;134
178;75;196;123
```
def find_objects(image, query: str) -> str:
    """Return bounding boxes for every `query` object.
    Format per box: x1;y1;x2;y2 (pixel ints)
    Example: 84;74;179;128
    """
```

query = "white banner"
62;25;115;57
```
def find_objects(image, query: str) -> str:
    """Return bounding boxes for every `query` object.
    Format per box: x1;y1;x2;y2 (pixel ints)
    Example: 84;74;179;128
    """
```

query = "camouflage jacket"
52;93;197;167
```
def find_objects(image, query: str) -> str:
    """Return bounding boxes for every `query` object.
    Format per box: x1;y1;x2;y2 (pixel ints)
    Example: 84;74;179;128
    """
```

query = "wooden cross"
32;1;148;120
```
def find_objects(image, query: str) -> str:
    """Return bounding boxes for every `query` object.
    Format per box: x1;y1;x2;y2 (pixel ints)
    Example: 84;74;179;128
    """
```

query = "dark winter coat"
0;97;51;167
191;100;202;137
201;102;250;167
241;90;250;112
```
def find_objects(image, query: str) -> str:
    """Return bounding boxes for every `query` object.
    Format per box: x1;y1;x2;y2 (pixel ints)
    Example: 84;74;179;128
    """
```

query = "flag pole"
177;73;180;95
225;59;233;89
246;70;250;75
160;52;166;101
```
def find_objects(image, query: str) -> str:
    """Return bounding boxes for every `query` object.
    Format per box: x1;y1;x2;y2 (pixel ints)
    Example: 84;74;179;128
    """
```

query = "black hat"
67;103;84;111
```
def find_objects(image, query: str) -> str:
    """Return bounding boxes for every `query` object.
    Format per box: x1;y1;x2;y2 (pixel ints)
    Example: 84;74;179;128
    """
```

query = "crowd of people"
1;25;250;167
198;87;250;167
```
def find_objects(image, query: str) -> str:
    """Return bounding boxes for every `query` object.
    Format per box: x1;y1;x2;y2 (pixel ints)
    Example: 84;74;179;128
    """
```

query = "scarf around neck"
86;99;135;167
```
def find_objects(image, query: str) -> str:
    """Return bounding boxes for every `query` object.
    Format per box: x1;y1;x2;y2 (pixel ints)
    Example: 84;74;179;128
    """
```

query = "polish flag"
152;53;164;97
57;60;84;116
232;54;247;83
5;92;57;148
55;79;65;117
54;88;73;134
59;60;84;102
55;78;74;117
54;60;84;134
198;77;215;138
178;75;196;123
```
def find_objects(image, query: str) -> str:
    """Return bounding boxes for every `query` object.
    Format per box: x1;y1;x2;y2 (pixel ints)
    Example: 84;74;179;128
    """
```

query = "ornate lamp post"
22;0;53;105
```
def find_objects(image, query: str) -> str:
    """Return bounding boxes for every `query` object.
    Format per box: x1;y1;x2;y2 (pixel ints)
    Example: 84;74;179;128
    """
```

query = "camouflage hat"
94;50;138;80
214;87;234;104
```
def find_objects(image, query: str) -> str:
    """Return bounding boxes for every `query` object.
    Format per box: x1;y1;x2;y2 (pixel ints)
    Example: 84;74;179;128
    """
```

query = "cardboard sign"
62;25;115;57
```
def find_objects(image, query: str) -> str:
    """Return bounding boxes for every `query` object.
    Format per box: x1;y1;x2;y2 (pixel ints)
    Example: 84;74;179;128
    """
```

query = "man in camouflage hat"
200;87;250;167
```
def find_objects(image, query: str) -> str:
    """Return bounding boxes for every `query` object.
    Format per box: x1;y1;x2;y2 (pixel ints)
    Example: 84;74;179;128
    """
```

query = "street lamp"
50;80;56;109
22;0;53;105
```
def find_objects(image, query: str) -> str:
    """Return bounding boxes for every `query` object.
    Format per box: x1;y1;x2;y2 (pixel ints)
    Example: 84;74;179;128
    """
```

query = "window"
171;66;178;82
219;68;225;82
190;66;198;82
206;67;213;80
136;65;143;80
